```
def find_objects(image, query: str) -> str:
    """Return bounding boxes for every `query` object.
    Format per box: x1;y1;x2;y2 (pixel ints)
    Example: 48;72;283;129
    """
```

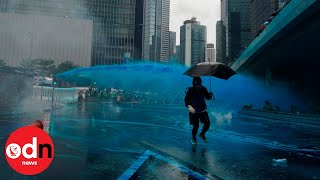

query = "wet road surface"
0;102;319;179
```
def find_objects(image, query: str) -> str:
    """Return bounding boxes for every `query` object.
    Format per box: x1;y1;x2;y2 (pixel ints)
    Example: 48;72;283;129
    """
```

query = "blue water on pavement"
0;63;316;179
0;103;319;179
56;63;305;112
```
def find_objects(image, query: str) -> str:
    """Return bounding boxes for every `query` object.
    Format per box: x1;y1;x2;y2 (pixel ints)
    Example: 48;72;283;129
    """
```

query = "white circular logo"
6;143;21;159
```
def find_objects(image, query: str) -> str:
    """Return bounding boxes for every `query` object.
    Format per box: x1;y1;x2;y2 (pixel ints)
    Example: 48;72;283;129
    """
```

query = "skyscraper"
169;31;176;60
221;0;251;65
250;0;281;40
176;45;180;63
180;18;207;66
216;20;226;64
0;13;92;67
0;0;137;66
207;44;216;63
142;0;170;63
134;0;145;60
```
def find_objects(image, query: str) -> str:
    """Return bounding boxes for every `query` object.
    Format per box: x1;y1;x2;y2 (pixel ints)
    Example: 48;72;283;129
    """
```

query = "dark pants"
189;111;210;139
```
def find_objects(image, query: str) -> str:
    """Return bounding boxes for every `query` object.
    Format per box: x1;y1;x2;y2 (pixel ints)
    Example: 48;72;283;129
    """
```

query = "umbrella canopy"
183;62;236;80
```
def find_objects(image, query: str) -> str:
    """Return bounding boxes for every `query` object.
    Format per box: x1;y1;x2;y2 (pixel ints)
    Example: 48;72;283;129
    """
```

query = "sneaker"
199;134;208;143
191;137;197;145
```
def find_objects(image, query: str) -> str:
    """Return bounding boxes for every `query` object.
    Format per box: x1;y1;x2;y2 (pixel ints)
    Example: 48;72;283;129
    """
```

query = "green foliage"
32;59;56;76
18;58;56;76
54;61;79;75
33;59;54;69
18;59;79;76
19;59;36;75
0;59;6;67
0;59;13;72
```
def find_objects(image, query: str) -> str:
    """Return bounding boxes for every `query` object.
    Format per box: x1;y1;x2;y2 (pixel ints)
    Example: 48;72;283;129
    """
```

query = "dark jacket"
184;85;212;113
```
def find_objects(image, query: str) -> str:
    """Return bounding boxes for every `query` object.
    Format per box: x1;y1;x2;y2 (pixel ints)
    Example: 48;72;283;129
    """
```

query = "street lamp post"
40;70;45;100
51;78;57;109
40;64;51;100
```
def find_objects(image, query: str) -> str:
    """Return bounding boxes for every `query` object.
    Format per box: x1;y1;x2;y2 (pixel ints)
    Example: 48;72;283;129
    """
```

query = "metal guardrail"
32;86;88;105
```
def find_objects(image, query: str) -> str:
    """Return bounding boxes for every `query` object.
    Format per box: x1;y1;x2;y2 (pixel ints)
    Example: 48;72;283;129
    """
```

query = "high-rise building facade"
176;45;180;63
134;0;144;60
142;0;170;63
169;31;176;60
207;44;216;63
0;13;92;67
250;0;281;40
0;0;136;66
180;18;207;66
216;20;226;64
221;0;251;65
160;0;170;62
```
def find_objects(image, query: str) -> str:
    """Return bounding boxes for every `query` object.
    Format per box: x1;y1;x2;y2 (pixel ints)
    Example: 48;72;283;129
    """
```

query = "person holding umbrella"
185;77;213;144
183;62;237;144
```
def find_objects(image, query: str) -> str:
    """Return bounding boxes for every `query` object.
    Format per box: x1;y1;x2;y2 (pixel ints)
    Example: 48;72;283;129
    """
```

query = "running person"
184;77;214;144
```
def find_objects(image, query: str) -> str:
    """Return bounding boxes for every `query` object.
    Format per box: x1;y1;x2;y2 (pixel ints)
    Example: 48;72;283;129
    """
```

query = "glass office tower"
143;0;170;62
250;0;280;40
0;0;136;65
216;20;226;64
221;0;251;65
180;18;207;66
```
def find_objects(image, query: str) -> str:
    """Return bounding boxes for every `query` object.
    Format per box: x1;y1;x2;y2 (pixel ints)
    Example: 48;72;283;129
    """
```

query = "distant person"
184;77;214;144
116;94;121;103
78;91;84;102
263;100;273;111
85;90;90;98
88;86;93;96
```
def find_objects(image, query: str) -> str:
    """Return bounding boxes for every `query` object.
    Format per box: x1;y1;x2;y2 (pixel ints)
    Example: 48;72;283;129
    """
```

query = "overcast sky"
170;0;221;46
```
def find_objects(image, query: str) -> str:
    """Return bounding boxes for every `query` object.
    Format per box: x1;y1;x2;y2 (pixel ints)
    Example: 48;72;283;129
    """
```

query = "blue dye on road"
0;63;318;179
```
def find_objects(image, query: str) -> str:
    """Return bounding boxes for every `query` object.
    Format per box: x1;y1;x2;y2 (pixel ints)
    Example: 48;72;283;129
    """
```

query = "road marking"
117;150;151;180
117;150;209;180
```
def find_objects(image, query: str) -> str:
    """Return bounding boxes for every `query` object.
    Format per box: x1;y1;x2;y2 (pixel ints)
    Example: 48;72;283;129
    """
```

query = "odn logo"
5;126;54;175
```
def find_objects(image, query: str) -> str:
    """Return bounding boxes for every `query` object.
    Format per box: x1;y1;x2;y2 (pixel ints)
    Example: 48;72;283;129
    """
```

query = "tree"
54;61;79;74
0;59;13;72
19;59;36;75
32;59;55;76
18;59;79;76
0;59;6;67
18;58;55;76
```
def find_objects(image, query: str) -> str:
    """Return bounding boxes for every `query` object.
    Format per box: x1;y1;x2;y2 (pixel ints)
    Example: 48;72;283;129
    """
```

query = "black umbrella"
183;62;237;91
183;62;236;79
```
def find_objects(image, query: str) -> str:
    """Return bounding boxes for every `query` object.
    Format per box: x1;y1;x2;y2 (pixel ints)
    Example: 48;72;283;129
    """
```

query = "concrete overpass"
231;0;320;104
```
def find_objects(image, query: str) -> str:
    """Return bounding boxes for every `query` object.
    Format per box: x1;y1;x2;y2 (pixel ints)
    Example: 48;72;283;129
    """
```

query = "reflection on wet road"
0;102;319;179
